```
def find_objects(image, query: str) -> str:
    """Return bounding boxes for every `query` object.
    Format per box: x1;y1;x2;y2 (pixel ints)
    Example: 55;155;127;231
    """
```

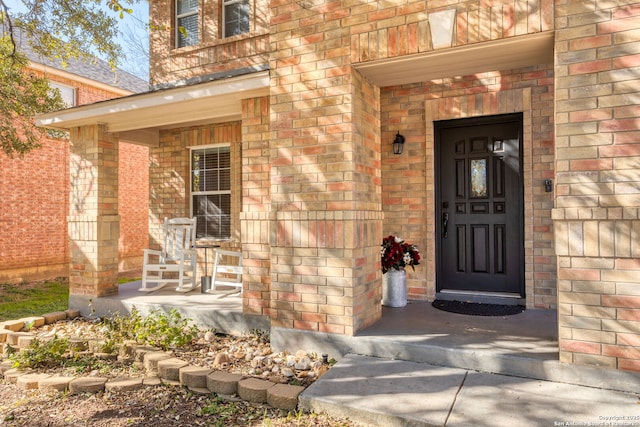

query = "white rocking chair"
140;217;197;293
211;249;243;294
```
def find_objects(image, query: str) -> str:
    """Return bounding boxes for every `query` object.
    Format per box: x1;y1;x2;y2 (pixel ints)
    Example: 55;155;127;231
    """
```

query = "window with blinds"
191;145;231;239
223;0;250;38
176;0;199;48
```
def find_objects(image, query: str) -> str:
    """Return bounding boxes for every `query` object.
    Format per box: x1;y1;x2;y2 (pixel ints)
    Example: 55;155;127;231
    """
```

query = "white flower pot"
382;269;407;307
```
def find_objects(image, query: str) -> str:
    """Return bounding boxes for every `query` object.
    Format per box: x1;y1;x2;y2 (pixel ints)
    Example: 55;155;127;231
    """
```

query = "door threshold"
437;290;524;306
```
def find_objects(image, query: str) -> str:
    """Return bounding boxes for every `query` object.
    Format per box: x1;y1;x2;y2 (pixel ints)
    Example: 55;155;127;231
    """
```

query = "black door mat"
432;299;525;316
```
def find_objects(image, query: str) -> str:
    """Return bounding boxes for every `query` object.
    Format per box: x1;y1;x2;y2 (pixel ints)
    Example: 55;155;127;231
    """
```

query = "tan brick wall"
149;0;270;87
68;126;120;297
241;97;272;316
141;0;640;372
267;0;386;335
350;0;554;64
554;1;640;372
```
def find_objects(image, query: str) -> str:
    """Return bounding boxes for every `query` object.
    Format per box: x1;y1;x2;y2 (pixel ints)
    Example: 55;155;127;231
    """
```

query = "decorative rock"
213;352;230;366
69;377;108;394
39;376;75;392
251;356;265;368
157;358;189;381
0;328;8;343
16;373;51;390
238;378;274;403
179;366;212;390
204;331;215;342
206;371;244;395
267;384;305;411
1;320;24;332
281;367;295;377
41;312;68;325
105;377;143;392
294;356;311;371
144;352;172;373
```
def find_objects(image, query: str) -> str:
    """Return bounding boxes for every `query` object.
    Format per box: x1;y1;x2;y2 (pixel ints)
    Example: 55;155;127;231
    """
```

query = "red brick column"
68;125;120;297
554;1;640;372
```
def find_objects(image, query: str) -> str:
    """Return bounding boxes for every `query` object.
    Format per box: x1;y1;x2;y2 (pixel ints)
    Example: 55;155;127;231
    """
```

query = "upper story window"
191;145;231;240
49;82;76;107
176;0;199;48
223;0;250;38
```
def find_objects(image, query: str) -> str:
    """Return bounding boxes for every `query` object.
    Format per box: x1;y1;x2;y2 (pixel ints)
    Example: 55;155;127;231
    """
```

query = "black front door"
436;114;524;298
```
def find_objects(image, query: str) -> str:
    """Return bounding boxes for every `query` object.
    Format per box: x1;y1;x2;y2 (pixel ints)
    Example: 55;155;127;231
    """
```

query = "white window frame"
49;82;76;107
176;0;199;48
190;144;232;240
222;0;250;38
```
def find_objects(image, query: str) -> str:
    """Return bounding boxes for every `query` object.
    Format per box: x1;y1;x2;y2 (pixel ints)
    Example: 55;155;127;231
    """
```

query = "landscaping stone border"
0;311;304;411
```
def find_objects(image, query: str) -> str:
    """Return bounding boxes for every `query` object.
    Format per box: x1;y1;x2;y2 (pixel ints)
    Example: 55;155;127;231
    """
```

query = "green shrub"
100;306;199;351
9;336;69;369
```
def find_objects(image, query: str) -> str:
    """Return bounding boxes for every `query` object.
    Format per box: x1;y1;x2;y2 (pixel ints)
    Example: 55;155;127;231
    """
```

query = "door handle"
442;212;449;239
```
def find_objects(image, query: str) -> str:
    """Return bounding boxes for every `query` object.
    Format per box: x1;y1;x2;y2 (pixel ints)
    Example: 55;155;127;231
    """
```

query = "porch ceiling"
36;71;270;146
354;32;554;87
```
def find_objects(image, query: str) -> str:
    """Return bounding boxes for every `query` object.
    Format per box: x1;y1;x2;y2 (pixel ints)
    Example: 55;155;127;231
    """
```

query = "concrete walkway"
300;354;640;427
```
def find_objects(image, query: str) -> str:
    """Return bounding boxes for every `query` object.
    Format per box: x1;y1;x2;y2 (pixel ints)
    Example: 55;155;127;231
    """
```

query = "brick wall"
118;142;150;271
0;134;69;282
350;0;554;65
0;70;149;284
554;1;640;372
380;64;556;308
149;0;270;87
68;125;120;296
241;97;272;317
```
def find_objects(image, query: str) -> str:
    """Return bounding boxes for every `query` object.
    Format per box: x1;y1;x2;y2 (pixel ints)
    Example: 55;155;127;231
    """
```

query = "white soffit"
354;32;555;87
36;71;270;133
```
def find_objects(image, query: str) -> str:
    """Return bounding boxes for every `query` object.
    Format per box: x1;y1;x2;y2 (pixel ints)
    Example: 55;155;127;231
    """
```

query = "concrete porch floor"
70;280;268;336
81;283;558;360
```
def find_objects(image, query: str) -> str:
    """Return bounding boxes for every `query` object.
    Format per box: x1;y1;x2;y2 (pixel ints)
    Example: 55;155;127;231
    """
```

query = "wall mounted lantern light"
393;132;405;155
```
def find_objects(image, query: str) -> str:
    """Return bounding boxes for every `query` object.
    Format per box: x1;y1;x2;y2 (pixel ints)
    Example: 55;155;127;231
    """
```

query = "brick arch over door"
425;88;540;309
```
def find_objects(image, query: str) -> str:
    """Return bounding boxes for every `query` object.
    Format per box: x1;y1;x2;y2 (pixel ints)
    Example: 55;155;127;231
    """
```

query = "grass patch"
0;279;69;322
